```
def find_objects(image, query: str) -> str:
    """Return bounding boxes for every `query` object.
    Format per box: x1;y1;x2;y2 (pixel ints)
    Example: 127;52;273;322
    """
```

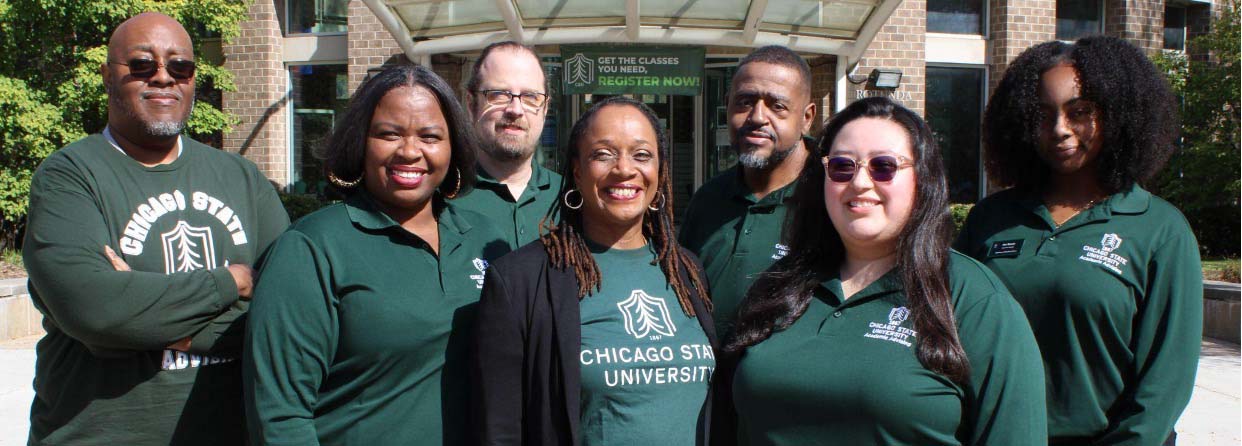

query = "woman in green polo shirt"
955;36;1201;446
721;97;1046;446
472;96;717;445
243;64;507;445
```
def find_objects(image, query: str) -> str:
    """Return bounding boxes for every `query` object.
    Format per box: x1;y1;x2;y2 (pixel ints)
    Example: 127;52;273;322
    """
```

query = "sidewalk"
0;336;1238;444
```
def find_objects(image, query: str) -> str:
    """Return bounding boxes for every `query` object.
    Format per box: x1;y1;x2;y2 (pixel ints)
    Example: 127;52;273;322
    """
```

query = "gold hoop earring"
563;189;583;210
444;167;463;199
328;171;362;188
647;191;665;211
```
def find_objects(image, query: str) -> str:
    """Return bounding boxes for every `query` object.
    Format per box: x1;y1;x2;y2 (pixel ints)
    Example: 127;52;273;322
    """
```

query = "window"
927;0;984;35
287;0;348;35
926;66;985;204
288;64;349;194
1056;0;1103;41
1164;6;1187;51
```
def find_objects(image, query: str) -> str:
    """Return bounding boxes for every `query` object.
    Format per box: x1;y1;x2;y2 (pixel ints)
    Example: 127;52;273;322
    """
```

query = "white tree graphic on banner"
617;289;677;339
565;53;594;86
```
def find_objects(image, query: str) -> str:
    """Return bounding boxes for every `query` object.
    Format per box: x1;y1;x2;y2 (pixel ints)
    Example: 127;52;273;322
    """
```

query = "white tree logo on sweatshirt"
617;290;677;339
161;221;217;274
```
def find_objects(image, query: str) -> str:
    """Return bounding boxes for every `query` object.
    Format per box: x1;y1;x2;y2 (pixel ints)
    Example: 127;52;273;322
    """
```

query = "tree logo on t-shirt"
617;290;678;339
161;220;217;274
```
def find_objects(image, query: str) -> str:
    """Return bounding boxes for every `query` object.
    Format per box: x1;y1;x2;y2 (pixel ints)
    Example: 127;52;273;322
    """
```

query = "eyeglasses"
821;155;913;183
476;89;548;111
108;58;197;80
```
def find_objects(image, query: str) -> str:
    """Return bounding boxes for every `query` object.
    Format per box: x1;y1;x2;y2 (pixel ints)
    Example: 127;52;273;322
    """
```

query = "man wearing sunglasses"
679;45;816;338
23;12;288;445
454;41;562;250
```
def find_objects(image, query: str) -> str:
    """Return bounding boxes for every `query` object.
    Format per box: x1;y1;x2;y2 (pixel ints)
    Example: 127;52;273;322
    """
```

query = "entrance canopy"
362;0;902;66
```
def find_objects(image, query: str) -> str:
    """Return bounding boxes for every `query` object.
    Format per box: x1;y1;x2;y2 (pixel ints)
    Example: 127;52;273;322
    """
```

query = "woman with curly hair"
721;97;1046;446
472;96;716;445
955;35;1202;446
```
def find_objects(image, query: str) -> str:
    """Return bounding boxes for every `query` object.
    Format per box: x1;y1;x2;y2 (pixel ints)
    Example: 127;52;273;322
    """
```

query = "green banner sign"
560;45;705;95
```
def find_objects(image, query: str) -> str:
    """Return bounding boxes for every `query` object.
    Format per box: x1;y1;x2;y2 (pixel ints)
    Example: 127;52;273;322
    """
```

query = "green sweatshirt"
678;165;795;337
954;185;1202;445
451;160;562;250
23;133;289;445
579;243;715;446
732;252;1047;446
243;194;509;446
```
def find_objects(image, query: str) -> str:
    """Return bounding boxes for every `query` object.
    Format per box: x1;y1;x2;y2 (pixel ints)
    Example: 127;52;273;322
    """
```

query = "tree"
0;0;246;249
1151;0;1241;256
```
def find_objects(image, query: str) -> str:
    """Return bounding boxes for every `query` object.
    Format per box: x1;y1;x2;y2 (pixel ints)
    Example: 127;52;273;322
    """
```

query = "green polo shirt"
579;242;715;446
732;252;1046;446
451;160;562;250
244;193;509;446
953;185;1202;445
679;165;796;337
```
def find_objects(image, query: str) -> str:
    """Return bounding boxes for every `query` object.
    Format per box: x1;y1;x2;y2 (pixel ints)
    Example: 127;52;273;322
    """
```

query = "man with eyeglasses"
678;45;817;338
23;12;288;444
453;41;562;250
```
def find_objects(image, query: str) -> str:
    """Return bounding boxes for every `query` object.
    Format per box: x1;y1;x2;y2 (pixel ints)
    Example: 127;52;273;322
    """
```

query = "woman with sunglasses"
720;97;1046;446
472;96;716;446
243;64;508;445
954;36;1200;446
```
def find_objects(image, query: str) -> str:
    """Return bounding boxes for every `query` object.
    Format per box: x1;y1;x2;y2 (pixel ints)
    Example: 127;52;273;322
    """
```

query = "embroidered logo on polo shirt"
772;243;790;260
864;306;918;348
617;290;678;340
470;258;490;289
1079;233;1128;275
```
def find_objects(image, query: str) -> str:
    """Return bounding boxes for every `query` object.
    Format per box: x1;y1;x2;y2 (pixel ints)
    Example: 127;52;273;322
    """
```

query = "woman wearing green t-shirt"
243;64;507;445
721;97;1046;446
955;36;1201;446
473;96;717;446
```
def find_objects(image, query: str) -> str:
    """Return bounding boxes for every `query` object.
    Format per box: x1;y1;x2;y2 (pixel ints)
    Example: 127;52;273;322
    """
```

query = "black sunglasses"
109;58;197;80
821;155;913;183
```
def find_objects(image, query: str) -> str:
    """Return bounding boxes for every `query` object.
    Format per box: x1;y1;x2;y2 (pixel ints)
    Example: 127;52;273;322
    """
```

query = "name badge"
987;239;1024;258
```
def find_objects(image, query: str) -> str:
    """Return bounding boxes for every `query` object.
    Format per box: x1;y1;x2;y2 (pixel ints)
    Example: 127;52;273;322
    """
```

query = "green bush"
950;203;973;239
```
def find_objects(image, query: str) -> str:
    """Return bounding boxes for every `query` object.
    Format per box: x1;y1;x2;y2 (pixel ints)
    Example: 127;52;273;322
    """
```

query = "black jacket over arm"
471;240;718;446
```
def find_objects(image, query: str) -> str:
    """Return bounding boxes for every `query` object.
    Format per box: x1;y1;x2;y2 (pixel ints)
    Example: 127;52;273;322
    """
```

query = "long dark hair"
540;96;709;316
321;63;477;198
725;97;970;385
983;36;1179;193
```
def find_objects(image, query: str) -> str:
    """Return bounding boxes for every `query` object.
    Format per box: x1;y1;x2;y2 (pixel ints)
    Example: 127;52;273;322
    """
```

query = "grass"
1;248;20;268
1203;257;1241;283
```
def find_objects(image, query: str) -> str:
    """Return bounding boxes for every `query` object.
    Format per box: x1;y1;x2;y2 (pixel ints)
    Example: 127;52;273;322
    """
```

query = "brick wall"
808;55;837;131
1106;0;1166;54
850;0;926;115
347;0;405;93
988;0;1056;94
223;0;288;186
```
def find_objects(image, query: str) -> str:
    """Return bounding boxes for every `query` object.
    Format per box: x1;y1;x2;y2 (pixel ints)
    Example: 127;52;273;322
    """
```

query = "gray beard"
144;118;187;137
481;137;535;162
737;140;796;170
108;84;193;138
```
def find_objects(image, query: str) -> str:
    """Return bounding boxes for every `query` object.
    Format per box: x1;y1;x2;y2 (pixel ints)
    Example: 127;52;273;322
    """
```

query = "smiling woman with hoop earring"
243;63;509;445
472;96;717;446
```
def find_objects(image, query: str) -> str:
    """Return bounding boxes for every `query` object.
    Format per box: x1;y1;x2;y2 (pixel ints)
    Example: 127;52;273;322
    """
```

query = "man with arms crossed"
454;41;562;249
679;45;816;337
23;12;288;445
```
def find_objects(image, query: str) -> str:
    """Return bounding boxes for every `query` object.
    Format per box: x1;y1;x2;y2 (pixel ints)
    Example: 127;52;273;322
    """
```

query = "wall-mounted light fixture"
866;68;903;90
